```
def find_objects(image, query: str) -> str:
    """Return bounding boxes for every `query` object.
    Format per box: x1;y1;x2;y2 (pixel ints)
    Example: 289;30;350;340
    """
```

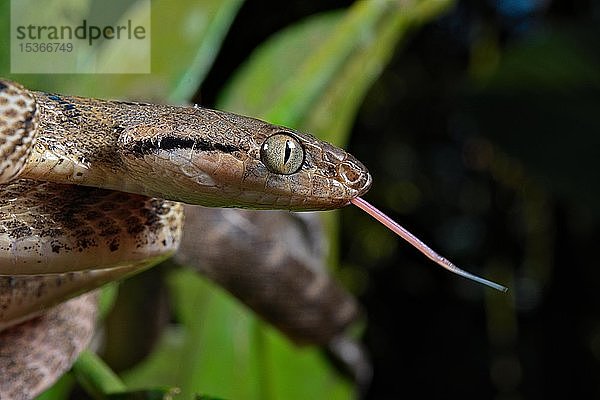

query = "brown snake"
0;79;504;398
0;79;371;398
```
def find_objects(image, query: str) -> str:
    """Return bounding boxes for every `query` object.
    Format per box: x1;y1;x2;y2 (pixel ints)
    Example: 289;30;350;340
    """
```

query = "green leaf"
124;268;354;400
98;282;120;319
105;388;181;400
123;269;262;399
302;0;455;144
0;0;241;101
205;1;455;399
34;373;75;400
219;0;455;145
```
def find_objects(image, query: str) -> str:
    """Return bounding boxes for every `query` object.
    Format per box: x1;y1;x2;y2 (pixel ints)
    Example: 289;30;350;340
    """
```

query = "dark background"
200;1;600;398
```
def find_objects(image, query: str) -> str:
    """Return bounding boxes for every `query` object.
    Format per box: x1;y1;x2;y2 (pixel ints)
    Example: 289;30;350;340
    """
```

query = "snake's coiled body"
0;79;371;398
0;179;182;328
1;293;98;399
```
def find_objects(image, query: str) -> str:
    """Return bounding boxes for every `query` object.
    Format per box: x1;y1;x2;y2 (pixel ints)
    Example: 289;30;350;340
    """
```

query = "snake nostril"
338;161;371;194
339;162;360;184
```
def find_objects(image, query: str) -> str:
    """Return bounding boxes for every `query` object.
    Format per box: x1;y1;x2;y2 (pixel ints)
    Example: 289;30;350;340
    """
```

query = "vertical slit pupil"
284;140;292;164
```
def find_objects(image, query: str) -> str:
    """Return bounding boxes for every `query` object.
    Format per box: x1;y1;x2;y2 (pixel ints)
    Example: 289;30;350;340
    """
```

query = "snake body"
0;79;371;398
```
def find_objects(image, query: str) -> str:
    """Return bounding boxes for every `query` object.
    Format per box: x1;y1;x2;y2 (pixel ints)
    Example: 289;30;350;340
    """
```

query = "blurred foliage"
2;0;596;398
468;25;600;216
336;1;600;398
0;0;453;399
0;0;242;101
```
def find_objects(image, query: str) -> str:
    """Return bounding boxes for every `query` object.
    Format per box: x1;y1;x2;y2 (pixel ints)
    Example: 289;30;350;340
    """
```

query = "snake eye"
260;133;305;175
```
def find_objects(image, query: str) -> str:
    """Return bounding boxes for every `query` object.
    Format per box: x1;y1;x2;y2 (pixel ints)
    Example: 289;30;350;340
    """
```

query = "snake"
0;78;372;398
0;79;505;398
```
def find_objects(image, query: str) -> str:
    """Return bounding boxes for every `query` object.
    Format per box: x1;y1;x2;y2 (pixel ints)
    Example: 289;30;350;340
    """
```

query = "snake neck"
20;91;248;199
20;91;135;191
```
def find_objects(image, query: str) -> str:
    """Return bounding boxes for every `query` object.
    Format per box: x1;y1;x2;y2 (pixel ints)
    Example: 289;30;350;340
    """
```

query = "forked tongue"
351;197;508;292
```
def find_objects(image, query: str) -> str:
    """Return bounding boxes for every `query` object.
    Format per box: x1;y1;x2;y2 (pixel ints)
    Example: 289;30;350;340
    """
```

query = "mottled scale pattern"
0;78;372;397
0;81;38;183
0;179;183;276
0;180;183;398
0;293;98;400
20;88;370;210
0;179;183;327
0;262;156;330
176;206;359;345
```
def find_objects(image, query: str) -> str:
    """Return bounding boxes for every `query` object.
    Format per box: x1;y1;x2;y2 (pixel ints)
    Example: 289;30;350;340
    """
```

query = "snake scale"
0;79;372;398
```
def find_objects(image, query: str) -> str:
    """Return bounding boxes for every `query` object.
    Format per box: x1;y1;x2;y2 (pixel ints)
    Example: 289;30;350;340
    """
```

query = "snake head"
118;107;371;211
251;125;373;210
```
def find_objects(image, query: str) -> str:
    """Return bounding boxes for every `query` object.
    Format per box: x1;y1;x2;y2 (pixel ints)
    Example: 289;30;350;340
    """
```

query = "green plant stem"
72;350;127;399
